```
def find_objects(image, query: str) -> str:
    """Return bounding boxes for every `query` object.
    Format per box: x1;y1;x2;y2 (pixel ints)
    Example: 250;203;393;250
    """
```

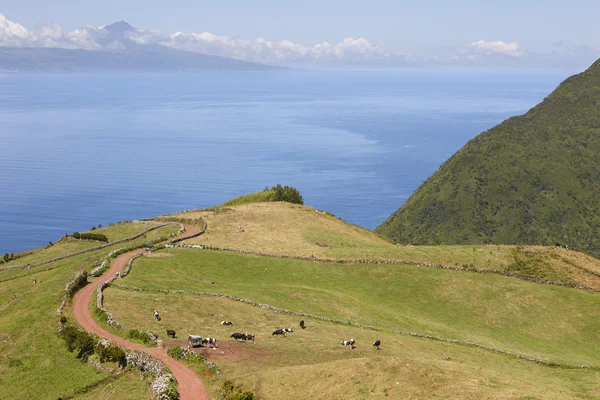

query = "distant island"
377;58;600;257
0;21;279;72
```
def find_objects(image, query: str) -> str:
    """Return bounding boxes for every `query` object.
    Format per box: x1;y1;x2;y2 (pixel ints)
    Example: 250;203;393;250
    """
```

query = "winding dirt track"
73;225;209;400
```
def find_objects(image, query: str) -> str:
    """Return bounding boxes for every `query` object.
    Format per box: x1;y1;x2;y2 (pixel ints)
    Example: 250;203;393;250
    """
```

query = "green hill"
376;58;600;257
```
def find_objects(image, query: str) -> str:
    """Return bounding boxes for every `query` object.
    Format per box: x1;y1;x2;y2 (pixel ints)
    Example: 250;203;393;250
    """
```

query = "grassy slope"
376;59;600;258
169;202;600;290
220;190;276;207
104;282;600;399
73;373;150;400
0;224;178;400
124;249;600;367
3;222;162;268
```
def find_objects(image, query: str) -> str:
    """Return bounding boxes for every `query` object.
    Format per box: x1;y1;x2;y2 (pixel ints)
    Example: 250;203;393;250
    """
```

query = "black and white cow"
243;333;255;343
202;337;218;348
166;329;176;338
283;328;294;333
231;332;246;342
373;340;381;350
153;310;161;321
341;339;355;348
221;320;233;326
272;329;286;337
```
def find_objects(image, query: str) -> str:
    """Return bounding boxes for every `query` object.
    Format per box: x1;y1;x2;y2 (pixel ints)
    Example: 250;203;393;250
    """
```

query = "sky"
0;0;598;68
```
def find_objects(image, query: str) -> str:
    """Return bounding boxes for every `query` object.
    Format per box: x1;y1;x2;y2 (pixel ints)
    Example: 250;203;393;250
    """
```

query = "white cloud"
125;28;410;66
0;13;410;66
0;13;33;47
470;39;523;57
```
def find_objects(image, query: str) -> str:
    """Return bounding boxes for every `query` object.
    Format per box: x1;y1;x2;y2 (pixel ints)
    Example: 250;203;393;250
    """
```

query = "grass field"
2;221;167;268
122;249;600;367
73;373;150;400
0;224;179;400
5;201;600;399
169;202;600;290
103;285;600;399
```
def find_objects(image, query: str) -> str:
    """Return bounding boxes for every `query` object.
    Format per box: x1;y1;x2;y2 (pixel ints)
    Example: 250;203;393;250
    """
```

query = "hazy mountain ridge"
376;57;600;257
0;21;279;72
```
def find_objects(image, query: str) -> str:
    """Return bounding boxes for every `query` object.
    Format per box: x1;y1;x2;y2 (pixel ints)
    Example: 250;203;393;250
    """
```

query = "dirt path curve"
73;224;209;400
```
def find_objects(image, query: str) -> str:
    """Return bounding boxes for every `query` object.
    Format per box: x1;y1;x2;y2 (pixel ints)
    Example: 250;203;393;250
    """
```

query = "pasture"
102;283;600;399
171;202;600;290
0;223;179;400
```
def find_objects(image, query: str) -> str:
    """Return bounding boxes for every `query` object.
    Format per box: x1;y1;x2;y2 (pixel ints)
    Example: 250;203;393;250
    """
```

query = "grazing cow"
341;339;355;349
373;340;381;350
283;328;294;333
153;310;161;321
272;329;286;337
166;330;176;338
202;337;218;348
299;320;306;329
231;332;246;342
243;333;255;343
221;321;233;326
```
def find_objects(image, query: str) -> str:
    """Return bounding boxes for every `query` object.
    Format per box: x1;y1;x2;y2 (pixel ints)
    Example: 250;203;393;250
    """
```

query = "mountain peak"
103;21;134;34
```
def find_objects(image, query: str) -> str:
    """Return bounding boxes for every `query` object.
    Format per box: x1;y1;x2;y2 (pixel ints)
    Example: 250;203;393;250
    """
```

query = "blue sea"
0;69;577;253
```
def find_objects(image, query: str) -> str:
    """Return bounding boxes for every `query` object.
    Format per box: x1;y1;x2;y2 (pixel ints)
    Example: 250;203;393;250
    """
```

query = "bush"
220;380;260;400
166;346;187;360
270;184;303;205
127;329;157;344
167;346;206;364
60;325;95;360
72;232;108;242
94;340;126;367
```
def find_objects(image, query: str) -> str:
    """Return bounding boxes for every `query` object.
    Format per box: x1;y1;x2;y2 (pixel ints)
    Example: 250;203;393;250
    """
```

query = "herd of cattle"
154;311;382;351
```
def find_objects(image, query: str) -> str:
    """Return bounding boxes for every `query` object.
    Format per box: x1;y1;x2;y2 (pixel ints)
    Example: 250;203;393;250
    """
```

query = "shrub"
270;184;303;205
94;306;110;323
127;329;157;344
72;232;108;242
167;346;206;364
60;325;95;360
220;380;260;400
94;340;126;367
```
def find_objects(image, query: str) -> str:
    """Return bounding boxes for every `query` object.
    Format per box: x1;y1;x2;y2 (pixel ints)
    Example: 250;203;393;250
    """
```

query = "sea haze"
0;69;575;253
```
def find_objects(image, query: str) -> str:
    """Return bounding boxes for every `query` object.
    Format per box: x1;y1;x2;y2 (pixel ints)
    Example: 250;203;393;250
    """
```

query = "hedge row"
72;232;109;242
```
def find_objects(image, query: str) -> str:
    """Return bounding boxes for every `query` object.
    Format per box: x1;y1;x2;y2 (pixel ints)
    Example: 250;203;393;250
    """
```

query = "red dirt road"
73;225;209;400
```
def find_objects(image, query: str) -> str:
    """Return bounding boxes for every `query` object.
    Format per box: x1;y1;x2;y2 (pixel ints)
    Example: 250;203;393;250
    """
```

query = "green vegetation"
72;373;150;400
167;346;208;366
221;184;304;207
103;283;600;399
123;249;600;367
376;58;600;258
0;223;179;400
71;232;109;242
127;329;157;345
220;381;259;400
173;202;600;290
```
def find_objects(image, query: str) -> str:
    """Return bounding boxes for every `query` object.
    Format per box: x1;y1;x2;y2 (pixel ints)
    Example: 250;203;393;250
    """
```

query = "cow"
373;340;381;350
341;339;355;349
272;329;286;337
221;321;233;326
153;310;161;321
243;333;255;343
231;332;246;342
166;329;176;338
299;320;306;329
283;328;294;333
202;337;218;348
